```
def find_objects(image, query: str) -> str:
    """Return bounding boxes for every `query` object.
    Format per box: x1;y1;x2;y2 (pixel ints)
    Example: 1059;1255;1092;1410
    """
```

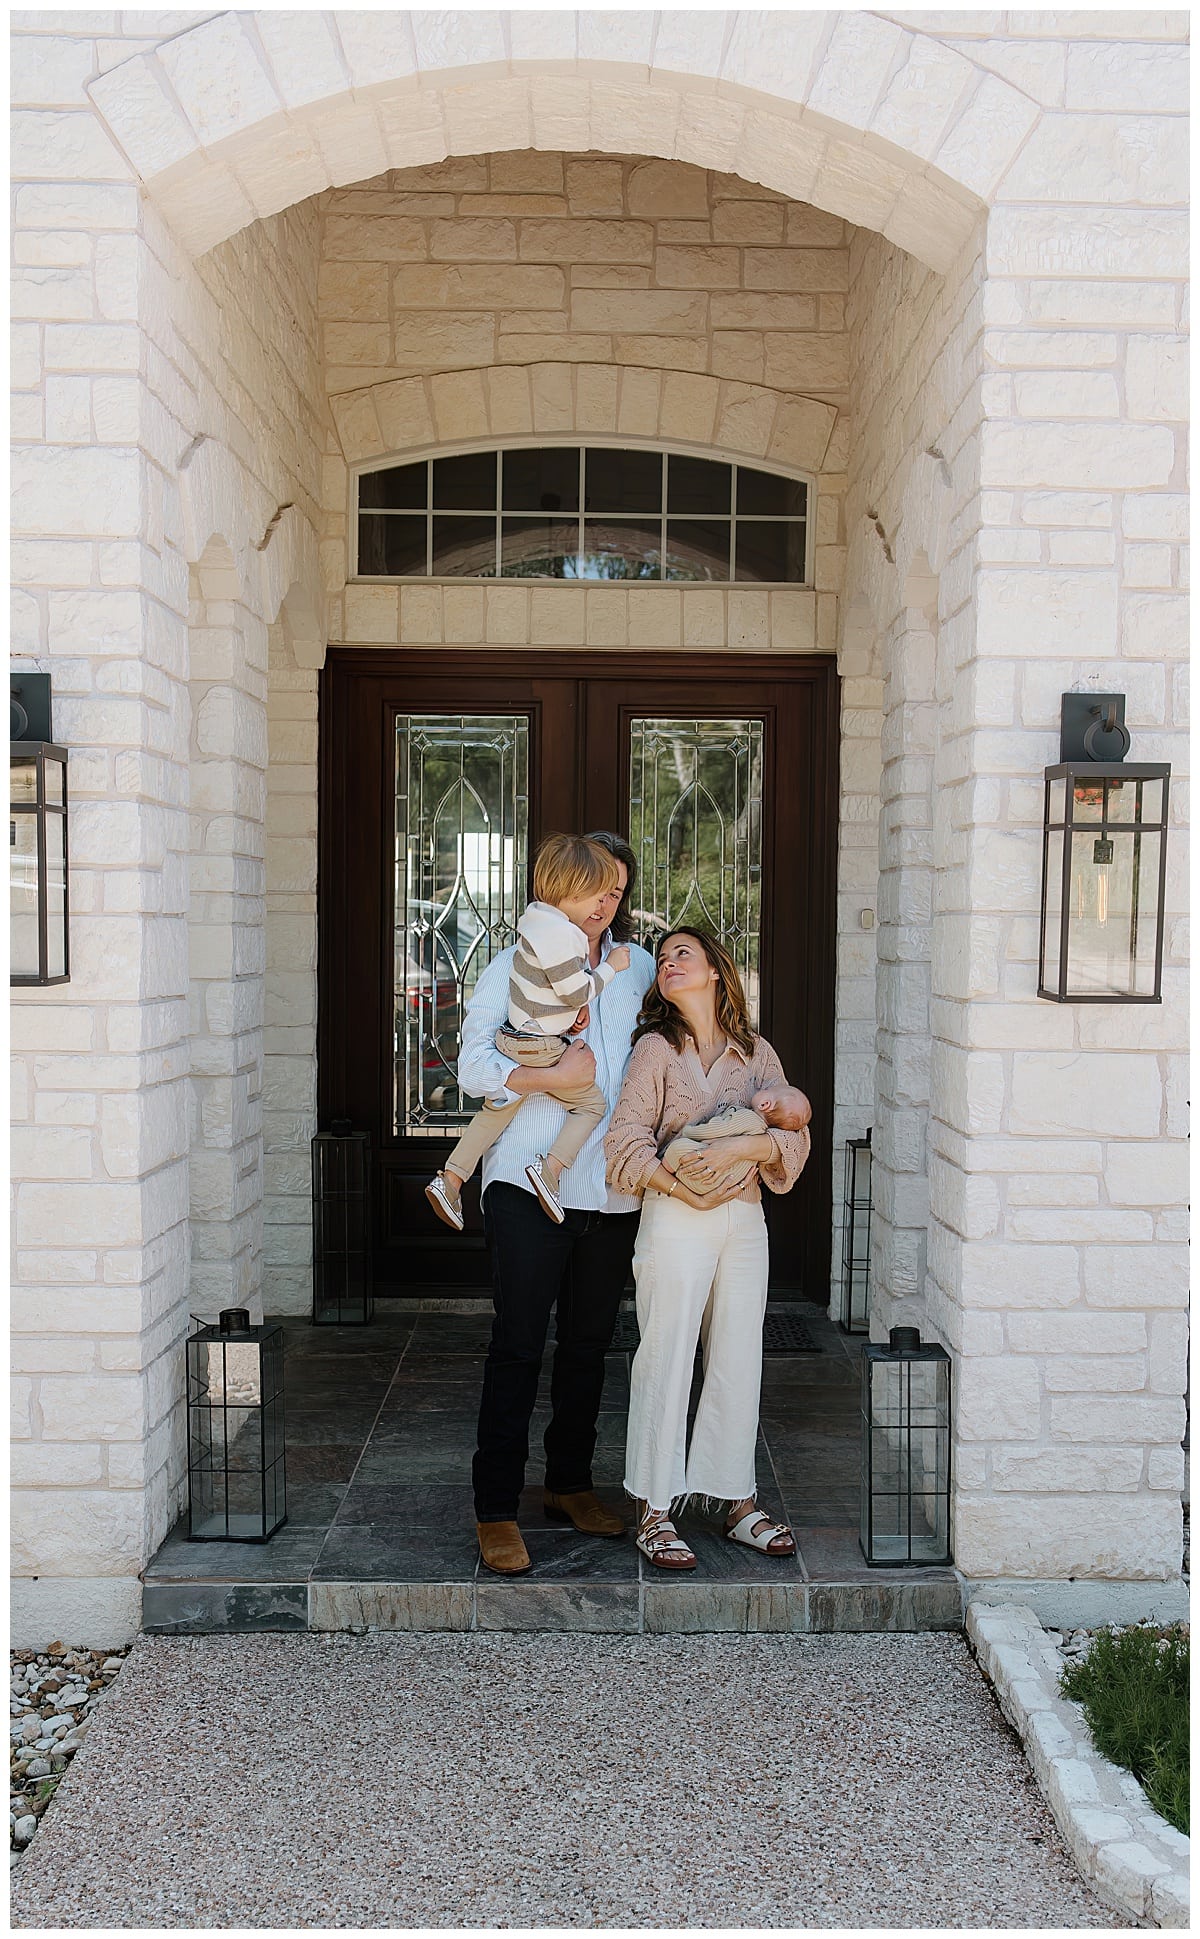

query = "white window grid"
353;444;811;586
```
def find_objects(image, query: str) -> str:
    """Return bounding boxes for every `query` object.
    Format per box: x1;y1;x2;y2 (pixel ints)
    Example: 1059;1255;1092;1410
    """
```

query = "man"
458;832;656;1575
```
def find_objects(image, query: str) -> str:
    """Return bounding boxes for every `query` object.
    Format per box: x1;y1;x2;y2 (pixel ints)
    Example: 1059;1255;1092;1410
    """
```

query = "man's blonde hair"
533;833;620;908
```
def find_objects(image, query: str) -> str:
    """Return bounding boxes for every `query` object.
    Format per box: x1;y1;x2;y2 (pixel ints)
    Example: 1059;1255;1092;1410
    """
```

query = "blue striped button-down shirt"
456;934;658;1213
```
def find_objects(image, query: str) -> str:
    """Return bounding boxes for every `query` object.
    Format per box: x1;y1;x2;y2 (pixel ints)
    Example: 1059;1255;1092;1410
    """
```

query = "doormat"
608;1312;819;1354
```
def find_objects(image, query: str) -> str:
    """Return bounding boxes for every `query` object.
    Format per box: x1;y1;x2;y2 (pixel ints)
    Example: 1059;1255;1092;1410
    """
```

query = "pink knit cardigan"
604;1030;810;1204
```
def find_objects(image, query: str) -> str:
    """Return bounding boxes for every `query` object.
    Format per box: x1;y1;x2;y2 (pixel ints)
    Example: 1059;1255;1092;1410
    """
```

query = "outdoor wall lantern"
311;1120;374;1325
11;673;69;987
186;1308;287;1541
860;1326;952;1568
1039;694;1170;1003
838;1130;872;1336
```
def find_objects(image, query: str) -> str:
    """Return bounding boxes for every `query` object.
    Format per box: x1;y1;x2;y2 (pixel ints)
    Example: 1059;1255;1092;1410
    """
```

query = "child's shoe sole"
425;1176;465;1231
525;1160;565;1223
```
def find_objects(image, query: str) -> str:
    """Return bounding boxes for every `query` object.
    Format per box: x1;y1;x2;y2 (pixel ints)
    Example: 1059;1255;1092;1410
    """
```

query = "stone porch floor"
143;1305;962;1635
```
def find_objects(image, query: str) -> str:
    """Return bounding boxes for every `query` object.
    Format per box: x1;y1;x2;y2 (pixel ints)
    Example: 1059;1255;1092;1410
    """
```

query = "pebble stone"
9;1644;128;1866
10;1631;1121;1929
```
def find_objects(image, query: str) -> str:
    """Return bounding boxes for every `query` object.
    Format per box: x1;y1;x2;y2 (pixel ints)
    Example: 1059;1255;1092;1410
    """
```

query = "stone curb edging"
967;1602;1189;1929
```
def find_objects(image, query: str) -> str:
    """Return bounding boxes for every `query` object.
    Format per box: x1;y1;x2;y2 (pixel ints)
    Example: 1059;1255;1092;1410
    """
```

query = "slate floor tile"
312;1521;480;1583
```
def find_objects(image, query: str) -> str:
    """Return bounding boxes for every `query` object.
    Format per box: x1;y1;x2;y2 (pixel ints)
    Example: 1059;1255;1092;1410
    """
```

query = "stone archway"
85;10;1041;265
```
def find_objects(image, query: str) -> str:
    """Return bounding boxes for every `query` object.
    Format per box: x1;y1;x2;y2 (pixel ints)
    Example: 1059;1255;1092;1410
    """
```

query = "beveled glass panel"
629;717;763;1023
395;714;529;1133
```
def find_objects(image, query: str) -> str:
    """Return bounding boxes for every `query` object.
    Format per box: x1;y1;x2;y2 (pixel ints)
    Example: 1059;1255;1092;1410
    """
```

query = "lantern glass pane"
1041;828;1064;993
1107;775;1164;825
1047;776;1067;826
10;811;41;980
1066;828;1160;998
11;757;37;806
45;808;66;980
43;755;64;807
1072;778;1109;823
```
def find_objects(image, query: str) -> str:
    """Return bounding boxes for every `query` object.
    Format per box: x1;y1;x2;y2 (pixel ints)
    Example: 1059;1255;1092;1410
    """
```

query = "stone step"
141;1572;962;1636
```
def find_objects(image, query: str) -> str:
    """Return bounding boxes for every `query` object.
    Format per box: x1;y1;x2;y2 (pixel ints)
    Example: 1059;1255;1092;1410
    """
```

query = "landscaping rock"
8;1645;129;1863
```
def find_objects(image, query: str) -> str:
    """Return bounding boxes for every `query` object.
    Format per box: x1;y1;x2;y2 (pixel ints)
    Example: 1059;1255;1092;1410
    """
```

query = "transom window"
356;446;809;584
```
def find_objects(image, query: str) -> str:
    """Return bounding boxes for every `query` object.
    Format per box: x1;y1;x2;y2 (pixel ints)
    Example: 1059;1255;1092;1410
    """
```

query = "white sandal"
725;1508;797;1557
636;1510;697;1572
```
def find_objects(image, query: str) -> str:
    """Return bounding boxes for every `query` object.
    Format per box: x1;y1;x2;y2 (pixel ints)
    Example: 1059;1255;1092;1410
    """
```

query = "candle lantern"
1039;695;1170;1003
11;674;69;988
186;1308;286;1541
860;1326;952;1567
311;1120;374;1324
838;1130;872;1335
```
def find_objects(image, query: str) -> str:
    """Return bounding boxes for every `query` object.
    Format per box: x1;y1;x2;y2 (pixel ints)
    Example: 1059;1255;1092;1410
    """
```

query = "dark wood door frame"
318;649;840;1297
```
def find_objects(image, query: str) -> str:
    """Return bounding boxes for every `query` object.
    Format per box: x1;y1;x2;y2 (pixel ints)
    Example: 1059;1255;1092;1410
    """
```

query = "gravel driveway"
11;1631;1124;1929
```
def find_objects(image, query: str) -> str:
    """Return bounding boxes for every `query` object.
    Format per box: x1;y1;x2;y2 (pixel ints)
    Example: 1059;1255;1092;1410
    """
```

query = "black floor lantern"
186;1308;286;1541
860;1326;951;1567
312;1120;374;1324
838;1130;872;1335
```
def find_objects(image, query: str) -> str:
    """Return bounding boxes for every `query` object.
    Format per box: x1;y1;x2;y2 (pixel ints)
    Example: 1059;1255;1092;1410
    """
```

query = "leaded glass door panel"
394;715;529;1136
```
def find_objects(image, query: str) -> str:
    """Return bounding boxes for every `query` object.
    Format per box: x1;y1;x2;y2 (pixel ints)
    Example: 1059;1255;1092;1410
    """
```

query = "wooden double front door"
319;650;839;1296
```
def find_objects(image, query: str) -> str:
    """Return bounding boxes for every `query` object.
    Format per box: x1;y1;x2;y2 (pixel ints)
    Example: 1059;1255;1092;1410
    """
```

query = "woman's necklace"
693;1029;727;1070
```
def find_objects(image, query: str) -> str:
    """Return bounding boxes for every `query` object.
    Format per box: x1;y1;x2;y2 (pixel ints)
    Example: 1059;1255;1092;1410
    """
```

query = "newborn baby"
662;1084;812;1193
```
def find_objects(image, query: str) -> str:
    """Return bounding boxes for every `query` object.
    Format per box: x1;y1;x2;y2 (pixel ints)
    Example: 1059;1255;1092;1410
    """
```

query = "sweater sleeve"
752;1039;811;1195
604;1035;670;1197
518;905;617;1009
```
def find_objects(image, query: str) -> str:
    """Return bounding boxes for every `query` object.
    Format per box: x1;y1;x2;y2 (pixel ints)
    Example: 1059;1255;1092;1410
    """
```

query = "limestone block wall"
10;13;326;1643
839;7;1190;1582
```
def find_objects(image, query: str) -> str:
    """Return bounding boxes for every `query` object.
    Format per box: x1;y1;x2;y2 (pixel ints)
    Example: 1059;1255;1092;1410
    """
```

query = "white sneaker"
525;1156;565;1224
425;1172;464;1231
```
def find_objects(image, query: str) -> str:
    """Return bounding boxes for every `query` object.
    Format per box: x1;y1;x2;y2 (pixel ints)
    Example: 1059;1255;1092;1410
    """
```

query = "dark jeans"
472;1181;639;1522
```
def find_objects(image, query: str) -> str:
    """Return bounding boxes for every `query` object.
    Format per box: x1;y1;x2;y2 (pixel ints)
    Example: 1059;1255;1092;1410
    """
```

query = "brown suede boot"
543;1489;625;1537
476;1520;532;1575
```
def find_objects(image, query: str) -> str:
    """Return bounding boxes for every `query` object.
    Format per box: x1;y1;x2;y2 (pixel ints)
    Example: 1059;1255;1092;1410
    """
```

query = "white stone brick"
1065;41;1189;113
1014;372;1119;419
1125;335;1188;422
999;114;1186;208
982;423;1174;492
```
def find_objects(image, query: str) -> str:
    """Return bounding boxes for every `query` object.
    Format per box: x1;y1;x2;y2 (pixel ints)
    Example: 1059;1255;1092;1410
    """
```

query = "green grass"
1059;1624;1189;1835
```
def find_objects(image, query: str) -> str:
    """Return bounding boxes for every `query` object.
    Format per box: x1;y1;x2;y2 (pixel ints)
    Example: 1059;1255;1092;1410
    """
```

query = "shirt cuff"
490;1055;520;1106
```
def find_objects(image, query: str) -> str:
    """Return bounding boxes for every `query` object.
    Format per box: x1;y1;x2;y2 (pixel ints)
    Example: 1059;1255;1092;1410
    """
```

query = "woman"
605;929;810;1571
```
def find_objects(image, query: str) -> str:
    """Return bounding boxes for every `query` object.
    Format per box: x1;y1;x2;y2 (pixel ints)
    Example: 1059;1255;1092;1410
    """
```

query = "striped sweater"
507;901;619;1035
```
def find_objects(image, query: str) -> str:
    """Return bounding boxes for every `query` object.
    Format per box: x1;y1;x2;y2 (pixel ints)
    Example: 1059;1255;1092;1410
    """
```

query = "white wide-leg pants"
623;1193;769;1510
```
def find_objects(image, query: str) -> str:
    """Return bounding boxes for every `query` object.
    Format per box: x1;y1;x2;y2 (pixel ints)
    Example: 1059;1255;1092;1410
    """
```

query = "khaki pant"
445;1025;608;1184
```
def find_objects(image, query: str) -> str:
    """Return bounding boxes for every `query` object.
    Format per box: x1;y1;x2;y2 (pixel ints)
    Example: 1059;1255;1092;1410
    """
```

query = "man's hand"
553;1041;598;1093
752;1084;812;1132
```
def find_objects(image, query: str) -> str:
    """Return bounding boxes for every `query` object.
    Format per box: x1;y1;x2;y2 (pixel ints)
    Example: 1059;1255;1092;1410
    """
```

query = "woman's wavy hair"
585;829;638;944
633;927;757;1058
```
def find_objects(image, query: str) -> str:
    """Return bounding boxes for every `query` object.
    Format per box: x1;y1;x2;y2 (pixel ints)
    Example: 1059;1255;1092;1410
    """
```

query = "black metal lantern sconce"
11;674;69;987
186;1308;287;1541
838;1130;872;1336
1039;695;1170;1004
860;1326;952;1568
